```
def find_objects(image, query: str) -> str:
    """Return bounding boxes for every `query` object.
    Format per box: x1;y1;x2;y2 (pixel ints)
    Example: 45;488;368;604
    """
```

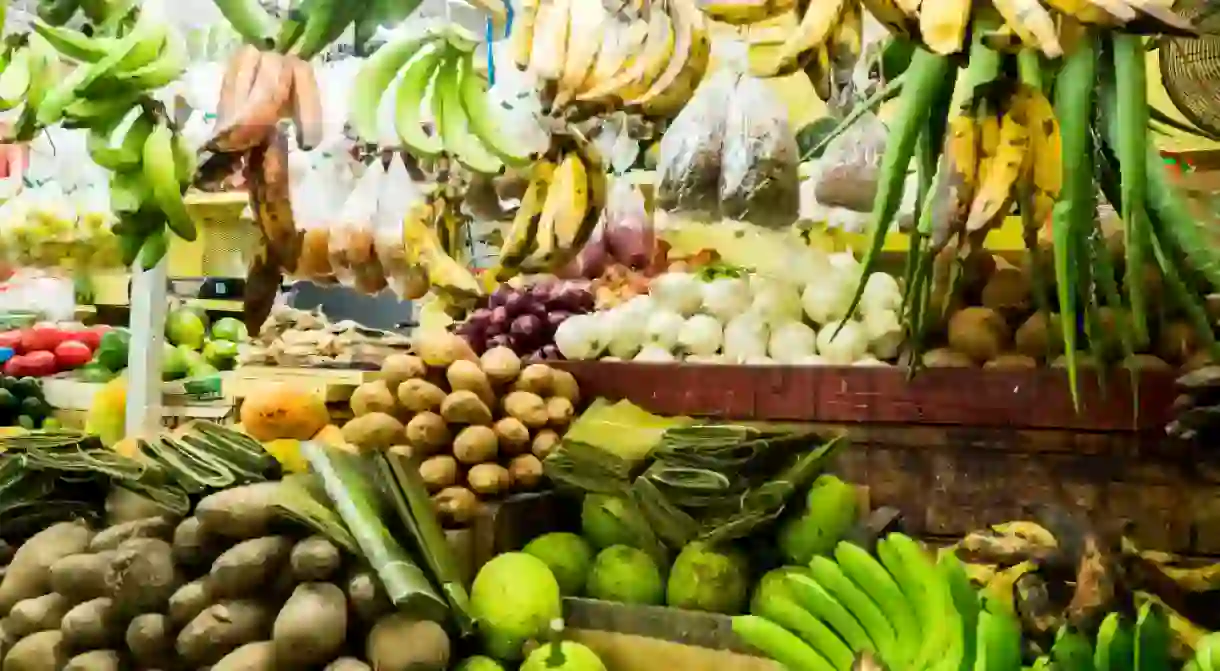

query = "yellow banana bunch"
750;0;863;98
871;0;1192;55
488;135;607;284
513;0;712;119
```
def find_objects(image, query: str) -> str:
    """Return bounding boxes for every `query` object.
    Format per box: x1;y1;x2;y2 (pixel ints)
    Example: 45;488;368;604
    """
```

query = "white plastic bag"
603;177;654;269
655;66;737;221
812;112;887;212
719;71;800;229
374;154;430;299
329;161;387;293
292;157;349;283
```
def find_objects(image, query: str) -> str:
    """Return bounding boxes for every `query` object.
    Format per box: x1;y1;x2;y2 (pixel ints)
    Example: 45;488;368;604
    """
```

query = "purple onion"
470;307;493;323
510;314;545;348
528;282;554;303
490;305;510;326
503;291;528;317
539;343;562;360
546;311;572;330
526;300;548;319
488;285;514;309
487;334;513;350
551;286;591;313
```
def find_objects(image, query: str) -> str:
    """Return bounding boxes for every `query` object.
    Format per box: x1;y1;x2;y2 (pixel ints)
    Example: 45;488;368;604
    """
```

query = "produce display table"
552;362;1216;555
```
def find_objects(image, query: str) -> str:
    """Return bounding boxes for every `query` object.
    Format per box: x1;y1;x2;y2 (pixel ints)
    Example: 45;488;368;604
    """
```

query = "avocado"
20;397;48;421
13;377;42;400
0;388;17;412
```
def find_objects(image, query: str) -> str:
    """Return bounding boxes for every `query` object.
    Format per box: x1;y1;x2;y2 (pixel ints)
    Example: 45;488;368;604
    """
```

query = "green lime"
16;415;34;430
209;317;249;343
165;308;207;349
41;417;61;430
162;343;190;381
177;344;206;370
202;339;239;370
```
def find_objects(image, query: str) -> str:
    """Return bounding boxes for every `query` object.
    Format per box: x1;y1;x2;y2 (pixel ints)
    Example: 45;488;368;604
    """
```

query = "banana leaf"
633;426;846;548
300;441;447;623
378;451;474;636
542;439;637;495
274;474;359;554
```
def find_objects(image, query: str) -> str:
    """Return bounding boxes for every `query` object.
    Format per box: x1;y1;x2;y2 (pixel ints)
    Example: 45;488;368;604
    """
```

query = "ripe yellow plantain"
581;18;649;95
966;98;1031;234
287;56;323;151
216;45;262;128
767;0;847;76
553;0;607;108
1041;0;1132;25
628;0;712;118
1016;85;1061;231
920;0;972;55
992;0;1063;57
861;0;917;37
487;161;556;287
528;0;567;82
578;7;673;103
208;51;293;153
529;150;588;270
935;111;980;249
510;0;541;70
245;129;300;273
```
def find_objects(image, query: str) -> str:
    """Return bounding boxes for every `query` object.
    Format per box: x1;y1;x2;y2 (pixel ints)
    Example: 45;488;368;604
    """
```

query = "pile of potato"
0;482;450;671
343;333;581;527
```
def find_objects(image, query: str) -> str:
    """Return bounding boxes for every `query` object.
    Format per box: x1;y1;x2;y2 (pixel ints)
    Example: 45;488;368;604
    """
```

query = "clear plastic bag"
374;154;430;299
328;161;387;293
558;214;609;279
812;111;888;212
719;72;800;229
292;157;349;283
603;177;655;269
655;66;736;221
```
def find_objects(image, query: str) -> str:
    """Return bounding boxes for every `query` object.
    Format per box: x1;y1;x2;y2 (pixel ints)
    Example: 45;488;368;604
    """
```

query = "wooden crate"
551;362;1218;555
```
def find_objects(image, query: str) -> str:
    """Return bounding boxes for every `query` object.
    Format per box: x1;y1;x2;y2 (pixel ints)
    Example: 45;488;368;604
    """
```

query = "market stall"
0;0;1219;669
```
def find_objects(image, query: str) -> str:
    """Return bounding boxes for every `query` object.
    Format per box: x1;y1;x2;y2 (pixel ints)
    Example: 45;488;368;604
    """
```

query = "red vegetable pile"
456;282;595;360
0;324;109;377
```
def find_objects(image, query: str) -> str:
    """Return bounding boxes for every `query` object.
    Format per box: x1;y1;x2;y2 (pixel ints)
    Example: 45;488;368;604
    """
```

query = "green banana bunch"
31;9;187;130
736;533;988;671
97;109;199;269
350;27;537;173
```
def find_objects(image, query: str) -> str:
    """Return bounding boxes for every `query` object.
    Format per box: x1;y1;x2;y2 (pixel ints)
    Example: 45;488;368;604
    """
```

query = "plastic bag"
558;214;610;279
812;111;887;212
603;177;655;269
292;158;349;283
655;66;736;221
719;72;800;229
374;154;430;299
328;161;387;293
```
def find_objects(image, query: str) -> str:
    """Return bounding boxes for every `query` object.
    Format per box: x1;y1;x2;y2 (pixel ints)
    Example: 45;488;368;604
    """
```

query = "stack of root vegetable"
0;483;448;671
343;333;582;528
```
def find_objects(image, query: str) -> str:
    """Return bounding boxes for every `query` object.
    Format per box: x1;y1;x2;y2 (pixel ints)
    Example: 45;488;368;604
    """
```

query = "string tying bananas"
513;0;713;119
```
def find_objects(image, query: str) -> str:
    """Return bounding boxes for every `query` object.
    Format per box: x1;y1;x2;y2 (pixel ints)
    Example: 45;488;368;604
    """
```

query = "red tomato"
0;331;22;353
5;350;58;377
65;328;102;351
20;326;64;354
54;341;92;369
